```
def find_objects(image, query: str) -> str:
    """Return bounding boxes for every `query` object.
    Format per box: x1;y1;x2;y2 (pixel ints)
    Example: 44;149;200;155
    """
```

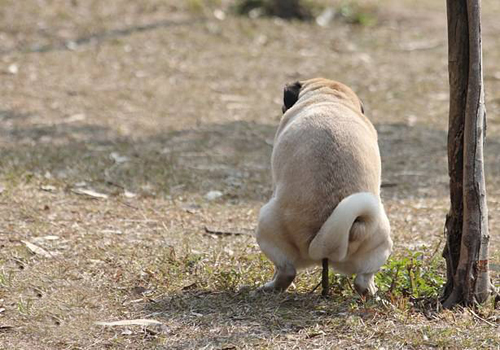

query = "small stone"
213;9;226;21
7;64;18;75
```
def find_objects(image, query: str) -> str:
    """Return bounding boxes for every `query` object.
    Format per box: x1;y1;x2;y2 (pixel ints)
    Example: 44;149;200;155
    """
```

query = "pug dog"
256;78;392;296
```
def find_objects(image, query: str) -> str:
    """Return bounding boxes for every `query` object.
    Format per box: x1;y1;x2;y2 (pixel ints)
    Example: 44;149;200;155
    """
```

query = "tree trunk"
443;0;468;303
443;0;491;308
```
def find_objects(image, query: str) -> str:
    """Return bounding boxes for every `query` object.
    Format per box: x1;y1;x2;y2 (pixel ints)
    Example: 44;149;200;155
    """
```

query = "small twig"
105;180;125;189
117;200;139;210
0;325;16;331
203;226;252;237
345;277;355;293
429;237;443;262
321;258;329;297
398;41;442;52
309;281;322;294
389;265;400;294
467;308;496;327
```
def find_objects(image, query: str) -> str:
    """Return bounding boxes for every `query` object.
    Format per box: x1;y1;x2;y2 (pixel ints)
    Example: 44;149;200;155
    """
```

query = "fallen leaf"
40;185;56;192
33;235;59;243
95;319;162;327
124;190;137;198
182;282;197;291
72;188;108;199
65;41;78;50
205;190;223;201
110;152;129;164
42;235;59;240
65;113;86;123
124;298;145;305
21;241;53;258
101;229;123;235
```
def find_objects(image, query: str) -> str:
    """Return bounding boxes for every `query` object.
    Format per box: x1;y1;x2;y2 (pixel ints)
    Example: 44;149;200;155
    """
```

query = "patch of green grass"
0;267;13;288
186;0;205;14
16;297;33;316
1;0;499;348
186;0;222;14
337;0;378;26
376;250;445;299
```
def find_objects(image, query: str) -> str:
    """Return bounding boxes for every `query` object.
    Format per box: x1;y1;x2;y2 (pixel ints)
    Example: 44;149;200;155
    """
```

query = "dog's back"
256;78;391;294
271;81;381;258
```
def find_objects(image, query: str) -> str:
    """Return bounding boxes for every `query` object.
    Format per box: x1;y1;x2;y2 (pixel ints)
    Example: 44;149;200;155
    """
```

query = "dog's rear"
256;78;392;295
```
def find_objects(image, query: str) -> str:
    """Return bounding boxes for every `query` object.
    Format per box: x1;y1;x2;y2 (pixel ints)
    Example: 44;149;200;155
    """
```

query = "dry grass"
1;0;499;349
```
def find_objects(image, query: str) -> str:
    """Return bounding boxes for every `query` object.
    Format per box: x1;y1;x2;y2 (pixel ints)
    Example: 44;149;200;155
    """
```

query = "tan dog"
256;78;392;295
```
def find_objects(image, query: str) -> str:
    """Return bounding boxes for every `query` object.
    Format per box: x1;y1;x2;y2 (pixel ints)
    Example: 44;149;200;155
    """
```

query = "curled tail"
308;192;382;262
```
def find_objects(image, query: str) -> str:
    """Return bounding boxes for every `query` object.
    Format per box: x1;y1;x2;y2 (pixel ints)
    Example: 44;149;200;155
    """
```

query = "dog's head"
282;81;303;113
281;78;364;115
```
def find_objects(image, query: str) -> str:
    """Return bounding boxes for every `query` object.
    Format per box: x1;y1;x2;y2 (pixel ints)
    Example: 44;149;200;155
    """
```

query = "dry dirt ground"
1;0;499;349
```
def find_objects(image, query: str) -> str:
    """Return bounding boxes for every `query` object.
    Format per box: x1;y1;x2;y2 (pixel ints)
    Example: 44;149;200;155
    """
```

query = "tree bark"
443;0;468;303
443;0;491;308
461;0;490;305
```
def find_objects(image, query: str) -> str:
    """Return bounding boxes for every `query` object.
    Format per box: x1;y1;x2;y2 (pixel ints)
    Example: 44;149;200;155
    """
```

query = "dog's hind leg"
353;229;392;296
259;259;296;292
256;201;297;292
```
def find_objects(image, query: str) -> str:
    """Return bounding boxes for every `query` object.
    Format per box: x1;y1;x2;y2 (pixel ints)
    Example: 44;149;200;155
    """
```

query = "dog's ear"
359;98;365;114
282;81;302;113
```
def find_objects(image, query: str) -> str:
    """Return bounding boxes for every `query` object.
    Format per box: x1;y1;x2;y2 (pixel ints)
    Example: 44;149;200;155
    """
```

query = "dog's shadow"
144;288;364;348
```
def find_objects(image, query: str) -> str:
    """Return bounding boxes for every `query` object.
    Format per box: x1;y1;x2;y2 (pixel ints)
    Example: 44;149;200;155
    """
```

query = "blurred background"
1;1;499;348
1;0;500;200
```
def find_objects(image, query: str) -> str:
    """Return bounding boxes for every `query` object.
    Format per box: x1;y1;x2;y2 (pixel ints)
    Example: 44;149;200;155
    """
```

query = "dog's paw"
367;283;378;296
354;273;377;296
